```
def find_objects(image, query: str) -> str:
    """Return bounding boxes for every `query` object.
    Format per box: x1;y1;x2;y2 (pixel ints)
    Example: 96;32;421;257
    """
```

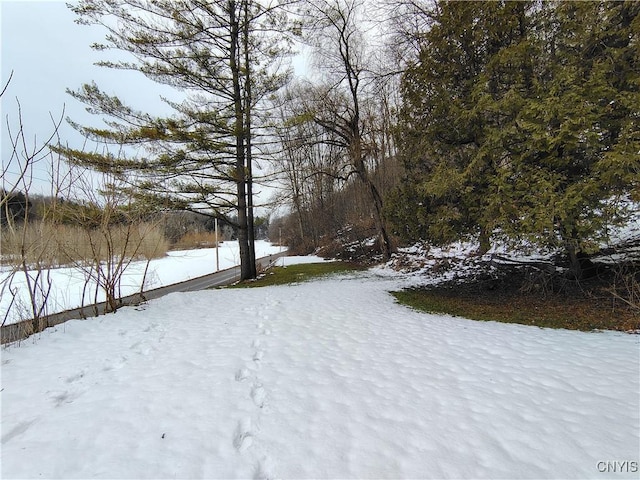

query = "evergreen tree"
0;189;31;226
498;1;640;276
58;0;293;280
391;0;533;253
389;0;639;277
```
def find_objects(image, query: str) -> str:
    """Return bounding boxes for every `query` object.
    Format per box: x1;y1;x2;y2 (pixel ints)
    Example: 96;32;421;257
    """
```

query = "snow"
385;209;640;287
2;266;638;479
0;241;285;325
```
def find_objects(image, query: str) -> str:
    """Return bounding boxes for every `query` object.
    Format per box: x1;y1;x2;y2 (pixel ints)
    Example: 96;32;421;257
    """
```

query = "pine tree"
58;0;293;280
489;1;640;276
389;0;639;277
391;0;533;253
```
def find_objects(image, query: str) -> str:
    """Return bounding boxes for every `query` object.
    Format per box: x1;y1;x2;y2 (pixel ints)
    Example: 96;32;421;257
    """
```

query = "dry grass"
392;267;640;333
171;231;219;250
1;222;61;267
1;221;169;268
607;267;640;314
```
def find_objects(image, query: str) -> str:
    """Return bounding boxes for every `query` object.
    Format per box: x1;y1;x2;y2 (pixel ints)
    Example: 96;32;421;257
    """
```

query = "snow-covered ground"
2;262;638;479
1;240;285;325
386;207;640;284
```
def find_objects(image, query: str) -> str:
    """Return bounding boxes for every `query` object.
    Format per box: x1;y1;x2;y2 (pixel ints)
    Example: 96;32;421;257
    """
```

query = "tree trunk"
478;227;491;255
566;242;583;280
560;223;589;280
243;0;256;278
230;0;252;281
366;178;392;260
353;139;392;261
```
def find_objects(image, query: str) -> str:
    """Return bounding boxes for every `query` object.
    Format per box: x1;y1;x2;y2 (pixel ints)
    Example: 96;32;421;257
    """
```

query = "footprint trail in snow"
231;298;279;479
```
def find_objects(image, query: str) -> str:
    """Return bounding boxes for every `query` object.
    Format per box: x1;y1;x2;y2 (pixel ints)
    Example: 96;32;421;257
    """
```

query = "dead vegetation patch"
393;262;639;332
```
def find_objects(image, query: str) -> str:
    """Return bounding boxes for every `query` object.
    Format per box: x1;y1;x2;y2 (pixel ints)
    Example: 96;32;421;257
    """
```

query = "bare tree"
290;0;394;259
55;168;168;314
1;75;67;333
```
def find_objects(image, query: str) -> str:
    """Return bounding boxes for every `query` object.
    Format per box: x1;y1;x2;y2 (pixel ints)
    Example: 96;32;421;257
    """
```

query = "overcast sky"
1;0;308;211
1;0;179;194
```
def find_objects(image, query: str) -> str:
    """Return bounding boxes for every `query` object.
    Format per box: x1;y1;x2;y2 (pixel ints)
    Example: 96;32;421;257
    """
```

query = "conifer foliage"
57;0;294;280
388;0;639;277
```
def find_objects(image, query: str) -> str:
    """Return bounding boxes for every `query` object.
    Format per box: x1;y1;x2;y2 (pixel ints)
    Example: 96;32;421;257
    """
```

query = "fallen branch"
489;254;558;274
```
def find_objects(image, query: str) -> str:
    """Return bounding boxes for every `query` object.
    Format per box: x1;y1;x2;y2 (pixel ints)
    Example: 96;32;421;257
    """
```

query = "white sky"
1;0;308;215
0;1;187;195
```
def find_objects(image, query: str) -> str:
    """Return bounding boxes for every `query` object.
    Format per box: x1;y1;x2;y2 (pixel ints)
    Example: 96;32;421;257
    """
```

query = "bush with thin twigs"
608;265;640;314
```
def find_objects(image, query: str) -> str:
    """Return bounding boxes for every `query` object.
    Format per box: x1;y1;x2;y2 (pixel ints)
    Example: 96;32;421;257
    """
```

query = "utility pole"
279;226;284;266
215;217;220;272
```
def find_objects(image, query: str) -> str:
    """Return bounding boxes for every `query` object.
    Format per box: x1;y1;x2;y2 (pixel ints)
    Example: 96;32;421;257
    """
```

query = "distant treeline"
0;190;270;243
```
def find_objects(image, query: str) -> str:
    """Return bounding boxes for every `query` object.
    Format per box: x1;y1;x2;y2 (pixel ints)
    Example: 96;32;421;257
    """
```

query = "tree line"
44;0;639;280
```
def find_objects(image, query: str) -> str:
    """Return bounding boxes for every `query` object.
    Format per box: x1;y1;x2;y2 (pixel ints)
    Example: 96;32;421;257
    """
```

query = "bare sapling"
608;263;640;314
1;81;65;332
58;168;168;314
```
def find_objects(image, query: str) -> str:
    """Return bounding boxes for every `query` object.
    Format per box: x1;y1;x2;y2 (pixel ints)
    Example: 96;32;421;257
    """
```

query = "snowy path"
1;269;638;479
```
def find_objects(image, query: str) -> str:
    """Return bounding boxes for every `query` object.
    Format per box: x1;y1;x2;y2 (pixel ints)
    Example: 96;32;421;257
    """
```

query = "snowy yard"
1;260;638;479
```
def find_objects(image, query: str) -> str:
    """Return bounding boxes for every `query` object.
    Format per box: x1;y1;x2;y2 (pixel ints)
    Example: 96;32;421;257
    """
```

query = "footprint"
130;341;152;356
50;391;69;406
65;371;85;383
253;350;264;362
233;418;253;452
235;368;250;382
49;390;80;407
253;459;271;480
252;339;261;349
251;384;266;408
103;355;128;371
1;418;39;444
